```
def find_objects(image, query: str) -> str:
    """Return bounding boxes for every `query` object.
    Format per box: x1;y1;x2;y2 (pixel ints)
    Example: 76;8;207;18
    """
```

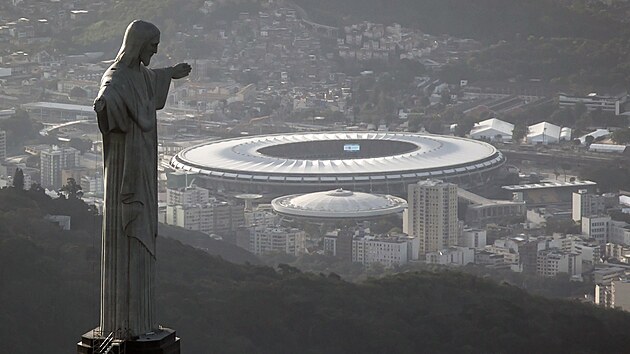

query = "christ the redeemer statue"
94;20;190;339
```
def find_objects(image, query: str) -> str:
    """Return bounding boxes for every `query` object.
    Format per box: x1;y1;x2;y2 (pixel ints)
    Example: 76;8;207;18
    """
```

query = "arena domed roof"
271;188;407;219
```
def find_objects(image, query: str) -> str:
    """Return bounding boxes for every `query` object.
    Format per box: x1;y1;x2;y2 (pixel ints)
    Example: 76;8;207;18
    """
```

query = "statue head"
115;20;160;67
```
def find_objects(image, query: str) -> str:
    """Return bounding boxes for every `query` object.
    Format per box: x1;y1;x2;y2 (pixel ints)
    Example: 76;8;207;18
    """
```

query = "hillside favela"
3;0;630;353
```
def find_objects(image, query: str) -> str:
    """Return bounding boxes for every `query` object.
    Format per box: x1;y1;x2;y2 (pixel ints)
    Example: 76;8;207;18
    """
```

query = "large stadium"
170;131;506;196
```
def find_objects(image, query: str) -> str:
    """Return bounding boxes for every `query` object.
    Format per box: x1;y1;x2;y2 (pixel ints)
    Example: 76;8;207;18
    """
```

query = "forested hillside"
3;187;630;353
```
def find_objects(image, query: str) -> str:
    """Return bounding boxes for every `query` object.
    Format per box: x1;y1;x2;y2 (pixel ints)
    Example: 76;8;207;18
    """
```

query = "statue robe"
96;62;171;338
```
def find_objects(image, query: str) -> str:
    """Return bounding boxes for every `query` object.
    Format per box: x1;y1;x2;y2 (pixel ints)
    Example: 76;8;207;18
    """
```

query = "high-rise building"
166;185;210;205
249;226;306;256
40;145;79;189
405;179;458;255
165;201;244;236
572;189;606;222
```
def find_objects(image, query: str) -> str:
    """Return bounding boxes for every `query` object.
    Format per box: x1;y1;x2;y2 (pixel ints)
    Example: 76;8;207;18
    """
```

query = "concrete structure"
425;246;474;266
170;132;506;196
165;201;244;236
559;92;628;116
352;234;419;267
458;188;526;225
166;185;210;206
271;188;407;220
582;215;611;245
611;280;630;311
81;174;104;195
537;249;582;278
502;180;597;206
323;229;354;261
244;204;278;227
460;228;487;249
572;189;606;222
40;145;79;189
405;180;458;255
22;101;95;122
527;122;563;145
469;118;514;142
249;225;306;256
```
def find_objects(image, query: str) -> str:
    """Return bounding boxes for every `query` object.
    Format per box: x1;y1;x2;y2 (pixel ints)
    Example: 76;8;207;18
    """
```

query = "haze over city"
2;0;630;353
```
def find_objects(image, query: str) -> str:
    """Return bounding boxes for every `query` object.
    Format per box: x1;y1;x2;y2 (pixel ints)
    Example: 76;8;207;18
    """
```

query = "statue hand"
171;63;191;79
94;97;106;112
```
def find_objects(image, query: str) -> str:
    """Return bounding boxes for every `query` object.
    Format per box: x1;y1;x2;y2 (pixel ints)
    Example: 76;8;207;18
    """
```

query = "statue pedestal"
77;327;180;354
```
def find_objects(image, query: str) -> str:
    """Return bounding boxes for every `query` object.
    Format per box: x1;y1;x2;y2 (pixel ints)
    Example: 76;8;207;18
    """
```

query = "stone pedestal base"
77;327;180;354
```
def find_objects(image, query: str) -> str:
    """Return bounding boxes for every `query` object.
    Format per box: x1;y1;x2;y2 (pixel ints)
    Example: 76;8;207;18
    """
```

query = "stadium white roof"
271;188;407;219
171;132;503;180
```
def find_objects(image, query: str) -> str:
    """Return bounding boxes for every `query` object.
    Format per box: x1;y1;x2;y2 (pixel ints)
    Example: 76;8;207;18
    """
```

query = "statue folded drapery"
94;20;191;339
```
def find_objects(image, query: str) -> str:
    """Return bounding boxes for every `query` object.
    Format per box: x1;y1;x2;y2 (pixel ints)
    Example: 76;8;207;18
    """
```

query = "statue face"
140;37;159;66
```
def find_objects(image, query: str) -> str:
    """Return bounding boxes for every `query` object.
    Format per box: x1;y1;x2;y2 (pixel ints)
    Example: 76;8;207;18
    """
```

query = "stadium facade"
170;132;506;196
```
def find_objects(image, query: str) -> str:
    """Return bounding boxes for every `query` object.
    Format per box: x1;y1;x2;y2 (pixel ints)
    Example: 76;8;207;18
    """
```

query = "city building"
582;215;611;245
244;204;278;227
460;228;487;249
81;174;104;195
165;201;244;236
352;234;419;267
536;249;582;278
323;229;354;261
458;188;526;225
40;145;79;189
166;185;211;205
572;189;607;222
425;246;474;266
21;101;95;122
249;226;306;256
405;179;459;255
559;92;628;116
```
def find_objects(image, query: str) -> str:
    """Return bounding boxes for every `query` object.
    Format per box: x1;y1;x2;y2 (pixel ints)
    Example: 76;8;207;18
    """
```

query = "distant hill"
3;187;630;353
293;0;621;41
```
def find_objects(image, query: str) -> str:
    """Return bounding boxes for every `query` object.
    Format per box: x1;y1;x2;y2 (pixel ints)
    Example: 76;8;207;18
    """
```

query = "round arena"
170;132;506;196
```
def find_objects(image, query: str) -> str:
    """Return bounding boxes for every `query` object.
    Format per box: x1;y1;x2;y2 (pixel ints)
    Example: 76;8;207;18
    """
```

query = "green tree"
512;123;528;143
59;178;83;199
611;128;630;144
12;168;24;190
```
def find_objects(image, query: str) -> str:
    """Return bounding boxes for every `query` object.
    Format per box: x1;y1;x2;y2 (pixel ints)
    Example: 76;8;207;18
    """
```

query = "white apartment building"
40;145;79;189
352;235;419;267
81;174;104;195
610;221;630;246
165;201;244;236
572;190;606;222
460;228;487;249
166;185;211;206
244;204;278;227
425;246;474;266
536;249;582;278
166;204;214;234
249;226;306;256
582;215;611;245
405;179;458;255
